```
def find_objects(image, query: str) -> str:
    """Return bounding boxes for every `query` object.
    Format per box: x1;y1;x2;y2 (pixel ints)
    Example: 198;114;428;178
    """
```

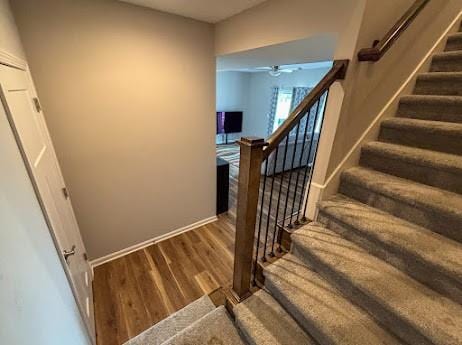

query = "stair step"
234;289;316;345
359;141;462;193
431;51;462;72
414;72;462;96
379;117;462;155
317;194;462;304
446;32;462;52
397;95;462;123
339;166;462;242
125;295;215;345
161;306;245;345
263;254;402;345
291;223;462;345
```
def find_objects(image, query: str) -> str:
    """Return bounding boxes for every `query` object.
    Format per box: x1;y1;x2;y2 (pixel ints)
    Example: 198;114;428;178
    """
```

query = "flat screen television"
216;111;243;134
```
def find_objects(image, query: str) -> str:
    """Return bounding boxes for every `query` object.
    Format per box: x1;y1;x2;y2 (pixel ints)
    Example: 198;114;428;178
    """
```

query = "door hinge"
62;187;69;199
33;97;42;112
83;253;88;261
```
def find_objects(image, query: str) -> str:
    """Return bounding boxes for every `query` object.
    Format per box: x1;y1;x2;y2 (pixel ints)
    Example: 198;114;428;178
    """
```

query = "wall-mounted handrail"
358;0;430;62
264;60;349;157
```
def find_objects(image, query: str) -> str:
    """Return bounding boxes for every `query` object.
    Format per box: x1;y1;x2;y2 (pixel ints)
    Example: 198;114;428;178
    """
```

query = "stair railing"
231;60;349;300
358;0;430;62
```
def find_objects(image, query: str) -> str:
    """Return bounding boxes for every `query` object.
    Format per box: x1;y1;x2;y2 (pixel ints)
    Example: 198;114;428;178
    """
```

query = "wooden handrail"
231;60;349;301
263;59;349;158
358;0;430;62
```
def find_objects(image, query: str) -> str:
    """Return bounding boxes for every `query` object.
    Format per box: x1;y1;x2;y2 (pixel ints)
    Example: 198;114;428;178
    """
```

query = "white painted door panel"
0;65;95;341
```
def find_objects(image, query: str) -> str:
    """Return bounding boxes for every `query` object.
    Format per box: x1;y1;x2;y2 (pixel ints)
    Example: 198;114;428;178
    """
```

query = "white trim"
90;215;218;268
316;10;462;194
0;49;27;70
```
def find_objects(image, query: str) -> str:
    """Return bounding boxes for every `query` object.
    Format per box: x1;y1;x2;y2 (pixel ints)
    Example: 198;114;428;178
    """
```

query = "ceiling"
223;61;334;73
119;0;268;23
217;34;337;72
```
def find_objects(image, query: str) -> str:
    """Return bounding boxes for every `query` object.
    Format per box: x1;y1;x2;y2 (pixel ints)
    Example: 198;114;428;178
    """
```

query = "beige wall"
12;0;216;259
0;0;25;58
215;0;462;180
327;0;462;176
0;0;90;343
214;0;365;58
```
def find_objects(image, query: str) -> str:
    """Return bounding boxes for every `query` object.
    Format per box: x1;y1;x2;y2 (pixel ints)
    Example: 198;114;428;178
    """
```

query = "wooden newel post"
232;136;265;301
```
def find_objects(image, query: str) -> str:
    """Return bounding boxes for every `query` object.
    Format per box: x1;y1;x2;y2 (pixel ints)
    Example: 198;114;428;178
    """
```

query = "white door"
0;64;95;341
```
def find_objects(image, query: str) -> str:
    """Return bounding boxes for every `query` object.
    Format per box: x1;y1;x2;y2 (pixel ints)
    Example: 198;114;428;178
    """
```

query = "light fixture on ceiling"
269;66;282;77
268;65;294;77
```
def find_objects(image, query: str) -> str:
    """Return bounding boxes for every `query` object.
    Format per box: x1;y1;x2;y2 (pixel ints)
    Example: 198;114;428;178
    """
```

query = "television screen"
217;111;243;134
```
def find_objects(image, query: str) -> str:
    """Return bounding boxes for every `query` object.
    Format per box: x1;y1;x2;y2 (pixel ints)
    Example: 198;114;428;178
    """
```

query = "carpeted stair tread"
341;166;462;219
263;254;402;345
362;141;462;173
431;51;462;72
360;141;462;192
397;95;462;123
234;289;316;345
161;306;245;345
381;117;462;137
339;167;462;241
291;223;462;345
414;72;462;96
318;194;462;303
379;117;462;154
446;32;462;51
125;295;215;345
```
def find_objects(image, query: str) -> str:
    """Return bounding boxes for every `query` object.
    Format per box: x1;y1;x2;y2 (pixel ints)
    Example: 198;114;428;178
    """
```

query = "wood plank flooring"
93;145;311;345
93;215;235;345
219;144;310;258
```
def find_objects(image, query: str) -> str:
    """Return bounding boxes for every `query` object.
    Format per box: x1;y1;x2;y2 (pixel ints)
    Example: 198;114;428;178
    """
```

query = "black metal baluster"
288;112;310;225
271;135;290;254
281;122;301;229
263;147;279;257
252;159;268;283
295;100;321;223
302;91;329;220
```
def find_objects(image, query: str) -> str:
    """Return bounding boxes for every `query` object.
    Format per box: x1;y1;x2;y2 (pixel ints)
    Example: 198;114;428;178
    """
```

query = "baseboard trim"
90;215;218;268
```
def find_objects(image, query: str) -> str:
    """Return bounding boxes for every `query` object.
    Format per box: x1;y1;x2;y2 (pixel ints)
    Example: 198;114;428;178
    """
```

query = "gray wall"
0;1;90;343
216;71;250;143
216;67;331;141
12;0;217;260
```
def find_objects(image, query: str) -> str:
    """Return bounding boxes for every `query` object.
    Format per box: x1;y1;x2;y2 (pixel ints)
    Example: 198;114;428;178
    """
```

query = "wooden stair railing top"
358;0;430;62
231;59;349;301
263;59;349;157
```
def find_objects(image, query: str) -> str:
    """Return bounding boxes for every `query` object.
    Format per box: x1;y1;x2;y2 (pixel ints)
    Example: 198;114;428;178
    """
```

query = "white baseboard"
90;215;218;268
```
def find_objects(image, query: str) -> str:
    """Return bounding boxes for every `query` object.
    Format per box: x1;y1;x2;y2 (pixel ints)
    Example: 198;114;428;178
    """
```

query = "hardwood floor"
93;145;311;345
219;144;310;257
93;215;235;345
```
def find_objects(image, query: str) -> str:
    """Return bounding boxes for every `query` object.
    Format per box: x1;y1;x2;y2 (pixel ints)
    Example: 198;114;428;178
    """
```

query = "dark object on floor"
217;157;229;214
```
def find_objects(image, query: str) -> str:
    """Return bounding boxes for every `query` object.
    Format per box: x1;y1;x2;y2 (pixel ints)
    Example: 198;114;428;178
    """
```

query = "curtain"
267;87;279;136
289;87;311;137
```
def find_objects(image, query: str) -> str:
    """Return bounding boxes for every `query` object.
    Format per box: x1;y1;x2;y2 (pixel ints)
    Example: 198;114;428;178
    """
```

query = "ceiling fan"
255;65;295;77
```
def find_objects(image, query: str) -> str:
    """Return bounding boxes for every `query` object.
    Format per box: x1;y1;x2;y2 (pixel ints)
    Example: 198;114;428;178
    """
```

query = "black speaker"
216;157;229;215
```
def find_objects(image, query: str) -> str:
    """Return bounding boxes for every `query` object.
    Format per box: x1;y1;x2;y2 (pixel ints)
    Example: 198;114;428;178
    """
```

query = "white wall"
216;72;250;143
12;0;216;260
0;1;90;344
0;0;25;59
215;0;364;58
217;67;331;141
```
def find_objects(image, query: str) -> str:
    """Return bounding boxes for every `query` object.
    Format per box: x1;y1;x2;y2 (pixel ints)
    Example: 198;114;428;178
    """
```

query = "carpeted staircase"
126;24;462;345
233;23;462;345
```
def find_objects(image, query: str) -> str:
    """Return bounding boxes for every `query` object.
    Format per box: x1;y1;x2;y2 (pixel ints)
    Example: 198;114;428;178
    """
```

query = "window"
272;88;293;133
